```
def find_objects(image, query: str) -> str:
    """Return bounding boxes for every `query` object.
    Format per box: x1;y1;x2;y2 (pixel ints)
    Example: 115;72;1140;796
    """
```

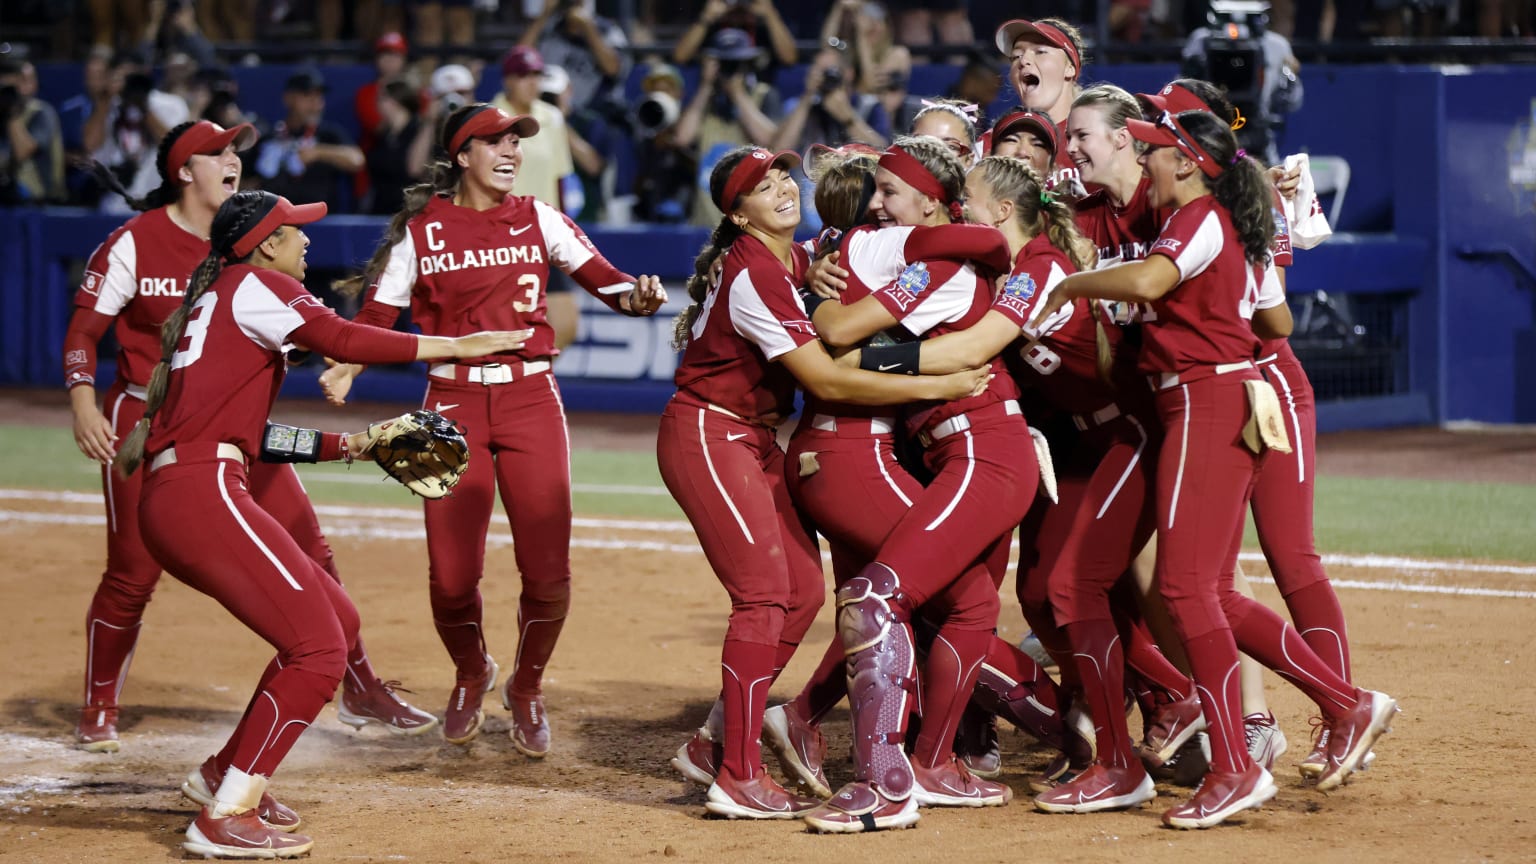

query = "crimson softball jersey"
1139;196;1265;376
362;194;633;361
1074;176;1168;267
145;266;415;460
671;235;816;424
68;208;210;389
1257;189;1296;361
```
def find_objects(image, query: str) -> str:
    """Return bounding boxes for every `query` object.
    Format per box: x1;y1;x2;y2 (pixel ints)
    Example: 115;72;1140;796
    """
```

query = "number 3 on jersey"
513;273;540;313
170;294;217;370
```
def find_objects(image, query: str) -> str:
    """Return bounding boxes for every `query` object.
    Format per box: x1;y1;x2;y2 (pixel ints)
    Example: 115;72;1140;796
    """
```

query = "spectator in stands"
540;64;616;223
632;62;695;224
820;1;914;132
84;53;190;214
0;56;64;203
889;0;972;50
491;46;572;210
356;32;415;157
947;50;1003;114
365;80;424;215
143;0;218;70
59;47;113;205
413;0;477;73
520;0;629;120
196;0;256;44
88;0;150;56
675;28;782;226
673;0;798;71
771;38;890;156
249;69;365;208
158;52;201;111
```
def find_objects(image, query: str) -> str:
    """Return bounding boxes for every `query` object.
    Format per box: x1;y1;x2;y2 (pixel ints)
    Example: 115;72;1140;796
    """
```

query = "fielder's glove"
359;409;469;499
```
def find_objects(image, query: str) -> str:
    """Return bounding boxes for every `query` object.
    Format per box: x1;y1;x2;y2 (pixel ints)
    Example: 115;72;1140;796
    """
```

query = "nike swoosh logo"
509;225;532;236
744;790;790;812
230;830;274;848
92;679;115;687
726;432;748;441
435;402;459;412
877;363;901;371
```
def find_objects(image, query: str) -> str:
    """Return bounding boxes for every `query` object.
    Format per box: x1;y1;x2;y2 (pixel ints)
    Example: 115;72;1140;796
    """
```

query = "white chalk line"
5;489;1536;597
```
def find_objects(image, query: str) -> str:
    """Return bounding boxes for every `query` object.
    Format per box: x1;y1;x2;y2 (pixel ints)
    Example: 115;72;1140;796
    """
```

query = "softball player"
321;104;667;752
987;108;1061;178
113;190;527;858
910;99;981;169
994;17;1087;177
1031;110;1396;828
659;146;989;820
65;120;437;755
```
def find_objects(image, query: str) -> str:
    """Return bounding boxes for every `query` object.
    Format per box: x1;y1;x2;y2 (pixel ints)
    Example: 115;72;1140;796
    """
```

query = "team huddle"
61;15;1393;861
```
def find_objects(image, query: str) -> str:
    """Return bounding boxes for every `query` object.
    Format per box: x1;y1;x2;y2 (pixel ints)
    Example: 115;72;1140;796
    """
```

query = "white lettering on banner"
557;293;682;382
417;245;546;275
138;277;185;297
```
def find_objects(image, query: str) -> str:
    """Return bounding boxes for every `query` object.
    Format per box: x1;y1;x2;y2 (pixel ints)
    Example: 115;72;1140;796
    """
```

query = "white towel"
1281;153;1334;249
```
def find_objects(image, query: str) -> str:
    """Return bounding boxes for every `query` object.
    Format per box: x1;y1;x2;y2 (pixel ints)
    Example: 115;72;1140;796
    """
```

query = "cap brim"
1136;93;1169;115
277;200;329;227
994;115;1058;154
995;19;1052;55
1125;118;1177;146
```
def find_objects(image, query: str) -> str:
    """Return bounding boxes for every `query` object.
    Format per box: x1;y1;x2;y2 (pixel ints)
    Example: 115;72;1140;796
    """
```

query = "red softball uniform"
658;234;825;780
1073;176;1166;268
358;192;639;697
138;263;417;779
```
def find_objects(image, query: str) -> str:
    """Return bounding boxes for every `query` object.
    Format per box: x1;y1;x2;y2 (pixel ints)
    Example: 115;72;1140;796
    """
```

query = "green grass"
11;425;1534;562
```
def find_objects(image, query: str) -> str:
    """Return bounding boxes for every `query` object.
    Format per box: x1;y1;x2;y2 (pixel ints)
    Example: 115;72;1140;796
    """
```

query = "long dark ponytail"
90;120;197;212
1178;110;1274;265
114;192;272;474
672;148;754;350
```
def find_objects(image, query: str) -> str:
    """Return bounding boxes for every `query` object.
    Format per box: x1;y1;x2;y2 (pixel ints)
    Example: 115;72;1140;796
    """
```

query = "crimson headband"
877;146;949;203
225;193;328;260
716;148;801;213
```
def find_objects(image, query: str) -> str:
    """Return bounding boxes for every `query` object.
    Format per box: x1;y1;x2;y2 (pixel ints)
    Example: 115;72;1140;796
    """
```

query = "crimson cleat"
181;757;301;833
75;705;120;753
503;688;551;758
705;767;819;820
1139;692;1207;767
1162;762;1277;829
803;781;920;833
183;806;314;859
761;703;831;798
1034;762;1156;813
1316;690;1397;792
442;655;497;745
911;756;1012;807
670;728;721;787
337;679;439;736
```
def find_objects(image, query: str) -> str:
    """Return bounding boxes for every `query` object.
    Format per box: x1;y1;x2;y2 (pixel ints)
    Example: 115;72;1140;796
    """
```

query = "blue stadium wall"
6;62;1535;428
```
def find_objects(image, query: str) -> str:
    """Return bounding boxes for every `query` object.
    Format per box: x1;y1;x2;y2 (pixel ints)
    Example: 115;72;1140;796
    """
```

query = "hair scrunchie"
947;200;965;222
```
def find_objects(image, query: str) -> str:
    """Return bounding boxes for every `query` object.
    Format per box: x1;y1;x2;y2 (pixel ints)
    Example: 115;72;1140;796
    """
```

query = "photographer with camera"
675;28;781;226
519;0;629;121
674;0;799;70
633;63;696;224
83;53;191;214
0;55;64;204
771;38;890;160
1182;0;1302;166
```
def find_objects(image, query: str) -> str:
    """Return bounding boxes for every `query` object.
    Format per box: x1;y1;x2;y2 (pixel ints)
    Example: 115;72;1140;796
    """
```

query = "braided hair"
334;103;485;297
672;147;752;350
114;191;273;474
89;120;197;212
1177;110;1274;265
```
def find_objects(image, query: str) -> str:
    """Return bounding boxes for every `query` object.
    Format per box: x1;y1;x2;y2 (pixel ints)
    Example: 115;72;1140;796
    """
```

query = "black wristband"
260;422;323;463
801;290;832;317
859;341;921;376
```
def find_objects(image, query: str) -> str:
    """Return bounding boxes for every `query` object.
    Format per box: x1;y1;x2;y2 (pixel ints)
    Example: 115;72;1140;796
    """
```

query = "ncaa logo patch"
1001;273;1037;301
884;261;932;312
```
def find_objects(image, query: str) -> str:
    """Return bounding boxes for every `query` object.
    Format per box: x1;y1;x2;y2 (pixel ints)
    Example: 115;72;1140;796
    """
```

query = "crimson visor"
227;193;329;260
166;120;258;179
716;148;801;213
443;105;540;156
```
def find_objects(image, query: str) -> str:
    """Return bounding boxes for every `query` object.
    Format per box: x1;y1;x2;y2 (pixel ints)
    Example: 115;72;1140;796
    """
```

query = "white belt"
810;414;895;435
921;400;1022;446
1072;403;1122;431
125;384;148;401
1152;360;1254;391
429;360;551;385
707;403;747;421
150;442;244;472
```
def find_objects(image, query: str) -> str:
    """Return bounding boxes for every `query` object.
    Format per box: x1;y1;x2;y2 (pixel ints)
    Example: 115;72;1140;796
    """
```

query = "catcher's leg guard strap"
838;563;916;800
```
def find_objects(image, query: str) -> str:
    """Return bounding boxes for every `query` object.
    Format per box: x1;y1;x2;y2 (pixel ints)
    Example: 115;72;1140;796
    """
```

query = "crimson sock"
511;596;569;695
1283;581;1352;683
1181;629;1248;774
1065;618;1137;769
1228;600;1358;717
912;628;990;769
82;610;141;707
719;640;776;780
1120;616;1193;701
433;613;489;681
791;638;847;724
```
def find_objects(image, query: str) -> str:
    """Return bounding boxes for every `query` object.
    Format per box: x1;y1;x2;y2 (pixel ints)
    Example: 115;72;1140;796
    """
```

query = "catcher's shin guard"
973;664;1064;748
838;563;917;801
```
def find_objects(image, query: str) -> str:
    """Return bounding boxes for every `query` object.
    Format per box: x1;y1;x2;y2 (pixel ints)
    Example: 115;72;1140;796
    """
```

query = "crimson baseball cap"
442;104;540;155
716;148;801;213
990;109;1060;157
1126;110;1223;179
1136;82;1213;116
500;45;545;77
374;31;408;55
165;120;257;180
994;19;1081;72
224;192;328;260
